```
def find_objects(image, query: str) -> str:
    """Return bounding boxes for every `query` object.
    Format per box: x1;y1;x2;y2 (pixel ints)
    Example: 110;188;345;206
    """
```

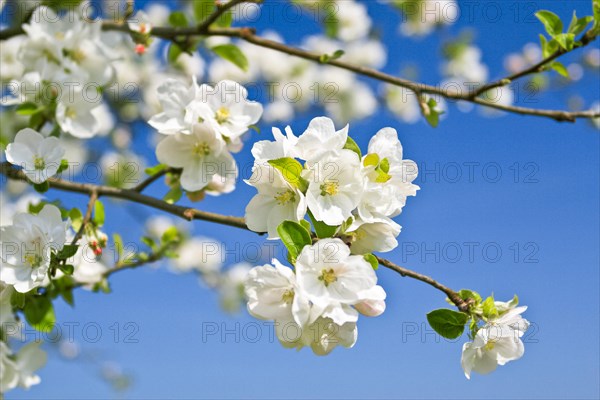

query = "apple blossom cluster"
245;239;385;355
245;116;419;248
148;78;262;194
243;116;418;353
3;5;116;138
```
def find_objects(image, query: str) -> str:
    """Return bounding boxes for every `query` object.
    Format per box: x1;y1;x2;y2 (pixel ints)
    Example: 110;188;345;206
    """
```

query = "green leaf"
567;12;592;35
211;44;249;72
168;11;189;27
113;233;124;262
69;208;83;231
161;226;180;244
11;291;26;308
363;253;379;270
426;309;469;339
306;209;338;239
33;181;49;193
536;10;564;37
343;137;362;158
482;296;499;319
277;220;312;265
553;32;575;50
551;61;569;77
193;0;215;21
57;244;78;259
58;263;74;275
248;124;260;134
141;236;157;250
16;102;42;116
458;289;482;304
167;43;184;64
216;10;233;28
331;49;345;60
94;200;105;227
24;296;56;333
164;186;183;204
145;164;167;175
300;219;312;233
423;98;443;128
268;157;308;192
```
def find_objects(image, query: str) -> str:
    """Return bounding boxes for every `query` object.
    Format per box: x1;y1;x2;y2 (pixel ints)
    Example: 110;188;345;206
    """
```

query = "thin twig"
70;190;98;246
1;162;469;310
132;168;179;193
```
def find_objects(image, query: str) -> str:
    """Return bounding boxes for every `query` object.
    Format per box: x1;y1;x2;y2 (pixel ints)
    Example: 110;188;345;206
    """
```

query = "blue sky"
6;0;600;399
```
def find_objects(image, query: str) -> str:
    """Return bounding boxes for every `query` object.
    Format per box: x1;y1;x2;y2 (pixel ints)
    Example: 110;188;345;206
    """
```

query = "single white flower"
305;150;363;226
294;116;348;165
190;80;262;146
358;127;419;222
55;89;104;139
128;11;153;35
0;341;47;392
276;316;357;356
218;263;252;313
354;285;387;317
335;1;371;42
461;306;530;379
250;126;298;163
245;259;312;326
148;78;197;135
71;240;109;287
0;204;68;293
245;164;307;239
5;128;65;184
171;237;223;278
155;122;237;192
346;216;401;254
295;239;377;317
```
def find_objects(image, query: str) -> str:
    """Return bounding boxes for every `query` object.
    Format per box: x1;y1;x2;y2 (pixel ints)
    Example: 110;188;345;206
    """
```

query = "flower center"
65;107;77;119
34;156;45;170
215;107;230;124
24;253;43;268
192;142;211;157
484;340;496;351
69;48;86;63
281;289;294;305
318;268;337;287
320;181;339;196
274;190;296;205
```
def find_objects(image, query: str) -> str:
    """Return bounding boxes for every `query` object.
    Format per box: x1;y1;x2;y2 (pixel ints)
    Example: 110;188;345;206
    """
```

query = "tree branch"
1;162;469;311
1;16;598;122
70;190;98;246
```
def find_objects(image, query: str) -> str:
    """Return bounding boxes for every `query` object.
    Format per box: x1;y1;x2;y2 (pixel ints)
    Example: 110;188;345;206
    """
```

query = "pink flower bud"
355;299;386;317
135;44;146;55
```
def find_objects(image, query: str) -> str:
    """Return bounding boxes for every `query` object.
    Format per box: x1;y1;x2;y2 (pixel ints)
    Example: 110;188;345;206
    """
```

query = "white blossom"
148;78;197;135
245;164;308;239
0;205;68;293
0;341;47;392
346;216;401;254
155;122;237;192
5;128;65;184
461;306;530;379
171;237;223;278
305;149;363;226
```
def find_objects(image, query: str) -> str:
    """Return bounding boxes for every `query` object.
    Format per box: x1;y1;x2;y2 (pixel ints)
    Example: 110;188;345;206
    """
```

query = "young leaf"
363;253;379;270
161;226;180;244
277;220;312;264
268;157;308;192
167;43;184;64
24;296;56;333
458;289;482;304
482;296;499;319
567;12;592;35
164;186;183;204
58;263;74;275
16;102;41;116
535;10;563;37
193;0;215;21
211;44;249;72
307;209;338;238
69;208;83;231
551;61;569;77
426;309;469;339
343;137;362;158
168;11;188;27
145;164;167;175
57;244;79;260
113;233;124;262
423;98;444;128
94;200;105;227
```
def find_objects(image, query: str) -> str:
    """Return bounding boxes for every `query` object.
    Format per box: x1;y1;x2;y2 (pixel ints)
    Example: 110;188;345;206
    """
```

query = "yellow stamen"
192;142;211;157
318;268;337;287
320;181;339;196
215;107;230;124
274;190;296;205
281;289;294;304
